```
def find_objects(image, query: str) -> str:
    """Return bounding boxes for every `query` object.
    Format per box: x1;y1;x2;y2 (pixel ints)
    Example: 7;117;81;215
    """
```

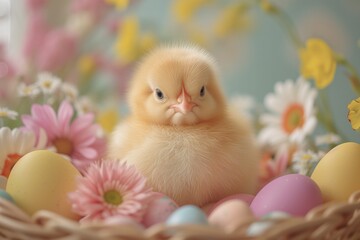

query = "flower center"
43;80;52;89
53;137;73;155
282;103;305;134
1;154;22;177
104;190;123;205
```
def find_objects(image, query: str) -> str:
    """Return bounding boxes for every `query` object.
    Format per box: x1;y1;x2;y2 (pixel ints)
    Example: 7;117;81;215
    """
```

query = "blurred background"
1;0;359;141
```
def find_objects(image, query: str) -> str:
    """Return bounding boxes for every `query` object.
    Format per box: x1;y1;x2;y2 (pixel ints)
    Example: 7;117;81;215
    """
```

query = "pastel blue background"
127;0;360;142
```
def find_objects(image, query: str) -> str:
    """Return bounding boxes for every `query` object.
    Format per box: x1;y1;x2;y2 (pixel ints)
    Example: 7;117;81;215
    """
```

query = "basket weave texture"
0;191;360;240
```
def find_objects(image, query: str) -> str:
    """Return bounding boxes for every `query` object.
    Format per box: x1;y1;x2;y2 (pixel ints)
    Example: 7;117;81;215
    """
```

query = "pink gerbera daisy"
21;101;106;171
68;161;155;223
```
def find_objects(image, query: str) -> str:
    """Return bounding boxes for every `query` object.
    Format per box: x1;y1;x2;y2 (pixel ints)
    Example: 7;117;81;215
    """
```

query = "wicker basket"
0;191;360;240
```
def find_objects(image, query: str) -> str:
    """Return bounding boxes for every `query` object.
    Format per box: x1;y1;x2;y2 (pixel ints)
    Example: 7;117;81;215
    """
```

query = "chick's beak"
171;87;196;114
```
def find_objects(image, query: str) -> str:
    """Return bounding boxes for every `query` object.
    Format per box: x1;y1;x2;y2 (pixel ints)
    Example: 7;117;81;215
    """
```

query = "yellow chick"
108;44;260;206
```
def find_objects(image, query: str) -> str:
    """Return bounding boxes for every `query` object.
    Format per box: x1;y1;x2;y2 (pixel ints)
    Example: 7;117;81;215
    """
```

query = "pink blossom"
37;30;77;71
22;14;49;61
25;0;46;13
21;101;106;172
259;146;290;189
0;45;17;101
69;161;156;223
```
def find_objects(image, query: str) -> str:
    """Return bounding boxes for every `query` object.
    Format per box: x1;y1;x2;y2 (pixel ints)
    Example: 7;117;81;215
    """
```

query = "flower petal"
57;101;74;135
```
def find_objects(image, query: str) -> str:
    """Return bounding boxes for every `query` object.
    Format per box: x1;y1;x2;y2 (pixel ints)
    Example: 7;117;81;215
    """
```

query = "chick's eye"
155;88;164;100
200;86;206;97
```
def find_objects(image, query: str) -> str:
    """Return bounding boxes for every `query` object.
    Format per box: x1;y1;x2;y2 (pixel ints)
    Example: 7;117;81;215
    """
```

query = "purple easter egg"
250;174;323;217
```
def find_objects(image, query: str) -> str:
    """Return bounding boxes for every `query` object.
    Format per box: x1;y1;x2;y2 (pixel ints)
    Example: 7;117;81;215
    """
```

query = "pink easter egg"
250;174;323;217
104;215;144;230
205;194;255;215
142;192;178;227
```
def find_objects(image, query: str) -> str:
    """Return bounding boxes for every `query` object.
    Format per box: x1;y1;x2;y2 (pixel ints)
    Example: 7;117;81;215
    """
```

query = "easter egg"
0;189;14;203
204;193;255;215
311;142;360;202
142;192;178;227
208;200;255;232
250;174;322;217
247;221;273;237
166;205;208;225
262;211;291;219
6;150;81;219
105;215;145;230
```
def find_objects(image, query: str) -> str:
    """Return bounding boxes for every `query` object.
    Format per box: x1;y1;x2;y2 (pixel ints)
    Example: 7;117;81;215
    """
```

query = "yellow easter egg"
6;150;81;219
311;142;360;202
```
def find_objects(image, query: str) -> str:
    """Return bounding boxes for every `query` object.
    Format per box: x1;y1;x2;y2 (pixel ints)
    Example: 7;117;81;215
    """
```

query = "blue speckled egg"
0;189;14;203
166;205;208;225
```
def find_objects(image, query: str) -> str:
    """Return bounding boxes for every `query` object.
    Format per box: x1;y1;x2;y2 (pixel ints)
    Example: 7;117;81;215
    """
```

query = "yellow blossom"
172;0;212;23
77;55;96;76
348;97;360;131
115;16;140;63
259;0;277;13
299;38;337;89
115;16;156;63
97;109;120;134
139;33;157;54
213;2;250;38
105;0;129;10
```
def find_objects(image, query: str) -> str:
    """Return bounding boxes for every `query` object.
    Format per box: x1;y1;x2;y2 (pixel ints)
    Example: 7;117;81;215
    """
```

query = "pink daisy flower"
21;101;106;172
68;161;155;223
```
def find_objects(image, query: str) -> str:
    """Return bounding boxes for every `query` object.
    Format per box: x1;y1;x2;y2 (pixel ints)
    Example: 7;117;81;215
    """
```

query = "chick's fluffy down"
108;44;260;206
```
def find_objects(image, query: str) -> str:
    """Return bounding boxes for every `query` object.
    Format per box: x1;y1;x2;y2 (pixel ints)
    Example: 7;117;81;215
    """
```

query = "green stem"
334;54;360;96
258;0;304;49
317;90;347;140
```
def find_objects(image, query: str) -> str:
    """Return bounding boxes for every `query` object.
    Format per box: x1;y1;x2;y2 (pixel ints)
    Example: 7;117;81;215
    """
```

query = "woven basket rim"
0;190;360;239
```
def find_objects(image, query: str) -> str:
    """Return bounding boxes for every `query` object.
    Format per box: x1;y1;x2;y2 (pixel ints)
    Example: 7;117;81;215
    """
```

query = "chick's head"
128;45;226;126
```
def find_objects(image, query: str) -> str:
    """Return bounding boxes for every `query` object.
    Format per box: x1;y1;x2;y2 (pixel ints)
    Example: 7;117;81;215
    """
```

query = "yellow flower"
299;38;337;89
139;33;156;54
172;0;212;23
115;16;157;63
348;97;360;131
115;16;139;63
97;109;120;134
105;0;129;10
259;0;277;13
77;55;96;76
213;2;250;38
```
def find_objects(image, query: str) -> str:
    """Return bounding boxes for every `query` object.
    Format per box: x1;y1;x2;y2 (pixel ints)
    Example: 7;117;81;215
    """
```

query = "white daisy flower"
230;95;256;121
61;82;79;102
0;127;47;178
36;72;62;95
0;107;18;120
258;77;318;148
75;96;96;115
292;150;324;176
315;133;341;146
17;82;41;98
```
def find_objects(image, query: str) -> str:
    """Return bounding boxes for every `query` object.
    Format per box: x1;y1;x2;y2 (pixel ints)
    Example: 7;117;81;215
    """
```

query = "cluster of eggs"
0;142;359;235
146;174;322;236
139;142;360;235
